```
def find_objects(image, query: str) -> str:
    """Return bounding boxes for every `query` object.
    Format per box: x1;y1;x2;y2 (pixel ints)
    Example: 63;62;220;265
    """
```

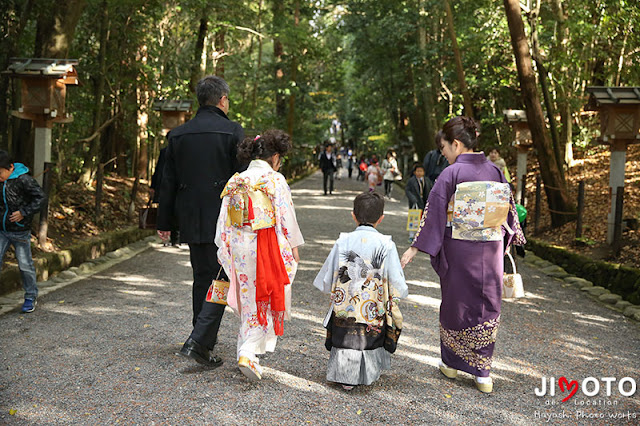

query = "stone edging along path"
0;235;158;316
0;226;154;296
523;250;640;323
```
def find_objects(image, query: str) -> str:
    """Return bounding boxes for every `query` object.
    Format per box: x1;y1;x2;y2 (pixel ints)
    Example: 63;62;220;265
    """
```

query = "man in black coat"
150;147;178;246
318;143;337;195
157;75;244;367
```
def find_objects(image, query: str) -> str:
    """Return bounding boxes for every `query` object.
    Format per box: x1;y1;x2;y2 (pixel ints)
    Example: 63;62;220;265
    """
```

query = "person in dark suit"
405;164;432;242
150;147;179;246
318;143;336;195
157;75;244;368
422;130;449;185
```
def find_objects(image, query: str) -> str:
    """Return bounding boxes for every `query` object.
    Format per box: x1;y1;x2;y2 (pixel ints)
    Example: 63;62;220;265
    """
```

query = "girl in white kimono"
215;130;304;381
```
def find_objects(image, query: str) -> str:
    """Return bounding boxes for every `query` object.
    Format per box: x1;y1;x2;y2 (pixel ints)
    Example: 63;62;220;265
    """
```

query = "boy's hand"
157;230;171;241
9;211;24;222
400;247;418;269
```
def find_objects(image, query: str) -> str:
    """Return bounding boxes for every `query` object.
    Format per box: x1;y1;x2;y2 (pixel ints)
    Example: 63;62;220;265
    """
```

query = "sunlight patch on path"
291;310;326;324
262;367;330;394
406;279;440;289
118;289;155;297
405;294;441;309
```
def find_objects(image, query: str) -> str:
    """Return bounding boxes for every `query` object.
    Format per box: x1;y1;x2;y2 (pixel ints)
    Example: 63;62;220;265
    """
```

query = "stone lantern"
152;99;193;134
586;86;640;244
3;58;79;185
503;109;533;204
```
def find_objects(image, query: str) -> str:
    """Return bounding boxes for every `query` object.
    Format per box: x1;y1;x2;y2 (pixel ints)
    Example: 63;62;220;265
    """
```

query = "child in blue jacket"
0;150;46;313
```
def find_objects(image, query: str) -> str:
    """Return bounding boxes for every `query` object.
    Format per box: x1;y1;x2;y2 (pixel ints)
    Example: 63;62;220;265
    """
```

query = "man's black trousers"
323;171;334;194
187;242;226;350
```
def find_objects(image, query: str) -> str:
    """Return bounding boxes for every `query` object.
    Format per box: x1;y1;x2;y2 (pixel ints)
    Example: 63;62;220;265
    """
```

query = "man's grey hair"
196;75;229;107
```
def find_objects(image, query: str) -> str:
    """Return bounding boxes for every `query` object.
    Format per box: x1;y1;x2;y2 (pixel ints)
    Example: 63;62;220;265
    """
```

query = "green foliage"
2;0;639;179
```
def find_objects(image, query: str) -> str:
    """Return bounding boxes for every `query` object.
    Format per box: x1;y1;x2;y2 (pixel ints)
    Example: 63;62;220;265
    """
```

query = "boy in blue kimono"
0;150;46;313
313;192;408;390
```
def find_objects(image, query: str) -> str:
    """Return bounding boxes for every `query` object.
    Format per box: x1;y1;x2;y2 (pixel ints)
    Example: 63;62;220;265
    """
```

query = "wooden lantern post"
4;58;79;186
586;87;640;245
503;109;533;204
152;99;193;135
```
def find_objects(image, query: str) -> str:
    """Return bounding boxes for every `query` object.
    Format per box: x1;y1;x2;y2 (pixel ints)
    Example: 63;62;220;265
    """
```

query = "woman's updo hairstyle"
237;129;292;164
442;116;479;150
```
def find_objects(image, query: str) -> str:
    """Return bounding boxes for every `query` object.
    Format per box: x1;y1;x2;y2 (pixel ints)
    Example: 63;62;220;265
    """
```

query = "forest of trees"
1;0;638;228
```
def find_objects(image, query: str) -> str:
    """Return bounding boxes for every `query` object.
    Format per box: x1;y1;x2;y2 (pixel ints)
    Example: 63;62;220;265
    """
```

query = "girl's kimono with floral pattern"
411;153;525;378
215;159;304;362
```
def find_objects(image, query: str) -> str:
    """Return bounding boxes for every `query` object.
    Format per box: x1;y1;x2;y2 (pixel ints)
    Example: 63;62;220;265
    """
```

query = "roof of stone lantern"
152;99;194;112
586;87;640;109
4;58;78;78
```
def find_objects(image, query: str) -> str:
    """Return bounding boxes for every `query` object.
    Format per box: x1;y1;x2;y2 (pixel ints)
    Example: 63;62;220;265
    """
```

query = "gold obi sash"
221;173;276;230
451;181;511;241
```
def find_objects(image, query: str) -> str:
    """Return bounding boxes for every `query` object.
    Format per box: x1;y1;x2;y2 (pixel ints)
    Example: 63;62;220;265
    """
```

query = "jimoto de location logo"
536;376;637;402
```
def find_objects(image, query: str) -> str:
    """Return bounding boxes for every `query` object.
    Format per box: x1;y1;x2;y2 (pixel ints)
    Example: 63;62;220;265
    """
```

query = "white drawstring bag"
503;251;525;298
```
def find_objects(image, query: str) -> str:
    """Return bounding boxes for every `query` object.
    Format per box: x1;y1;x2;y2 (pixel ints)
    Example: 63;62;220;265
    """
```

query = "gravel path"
1;171;639;425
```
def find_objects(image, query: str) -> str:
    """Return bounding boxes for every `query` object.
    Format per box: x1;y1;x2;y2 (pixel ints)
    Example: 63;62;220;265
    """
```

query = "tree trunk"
409;65;431;160
80;0;109;185
136;46;149;180
415;0;436;155
549;0;574;167
250;0;264;130
214;28;226;77
189;16;208;94
273;0;286;123
286;0;300;139
0;0;34;152
443;0;474;119
529;8;564;177
503;0;575;227
34;0;87;58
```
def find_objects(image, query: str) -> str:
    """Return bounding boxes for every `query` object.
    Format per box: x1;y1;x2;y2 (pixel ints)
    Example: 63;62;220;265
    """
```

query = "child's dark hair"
237;129;292;164
442;116;479;150
0;150;13;170
412;163;425;174
353;192;384;224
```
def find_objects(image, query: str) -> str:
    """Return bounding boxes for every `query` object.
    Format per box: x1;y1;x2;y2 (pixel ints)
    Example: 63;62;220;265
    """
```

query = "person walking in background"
150;147;179;246
347;153;354;179
157;75;244;368
487;147;511;182
357;156;368;181
335;154;343;180
381;150;401;199
405;164;431;242
422;131;449;185
319;143;337;195
216;130;304;381
401;116;524;394
365;155;382;193
314;192;407;390
0;151;46;314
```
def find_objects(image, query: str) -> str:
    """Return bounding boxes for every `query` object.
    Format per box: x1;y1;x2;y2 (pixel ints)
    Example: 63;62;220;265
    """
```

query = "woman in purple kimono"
400;116;525;393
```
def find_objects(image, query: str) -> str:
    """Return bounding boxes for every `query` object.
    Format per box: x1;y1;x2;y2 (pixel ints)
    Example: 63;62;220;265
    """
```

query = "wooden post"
515;144;529;204
613;186;624;255
607;144;627;244
519;174;526;206
95;163;104;221
534;174;541;234
33;125;53;187
575;181;585;239
38;162;53;246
